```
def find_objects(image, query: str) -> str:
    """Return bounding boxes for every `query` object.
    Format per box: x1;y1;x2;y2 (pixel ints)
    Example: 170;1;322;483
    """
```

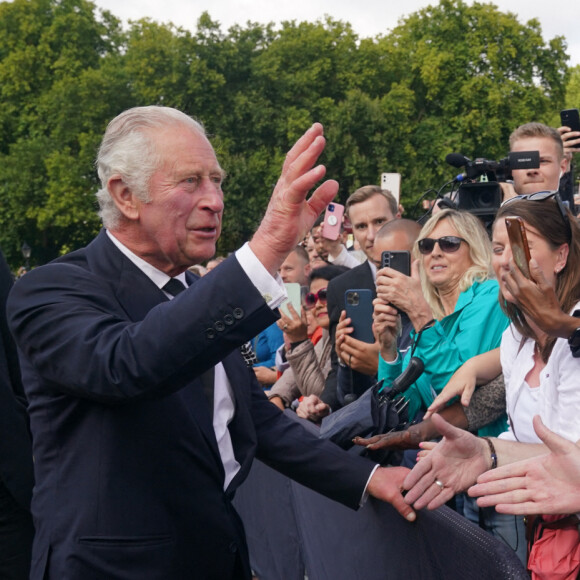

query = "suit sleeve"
250;381;375;509
7;256;278;404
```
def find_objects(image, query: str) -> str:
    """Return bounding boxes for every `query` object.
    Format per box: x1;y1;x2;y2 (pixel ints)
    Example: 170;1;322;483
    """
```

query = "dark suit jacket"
7;231;374;580
0;249;33;510
322;261;376;409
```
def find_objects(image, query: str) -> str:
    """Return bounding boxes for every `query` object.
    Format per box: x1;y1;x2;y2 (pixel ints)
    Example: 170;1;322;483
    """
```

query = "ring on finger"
434;479;445;490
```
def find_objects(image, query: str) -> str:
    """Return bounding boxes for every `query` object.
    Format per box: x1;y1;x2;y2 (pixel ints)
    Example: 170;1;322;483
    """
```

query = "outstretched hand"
469;415;580;515
250;124;339;275
423;361;478;420
354;424;426;452
403;414;489;510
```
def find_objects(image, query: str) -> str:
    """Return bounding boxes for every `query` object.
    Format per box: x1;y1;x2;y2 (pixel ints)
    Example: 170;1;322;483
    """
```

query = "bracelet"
481;437;497;469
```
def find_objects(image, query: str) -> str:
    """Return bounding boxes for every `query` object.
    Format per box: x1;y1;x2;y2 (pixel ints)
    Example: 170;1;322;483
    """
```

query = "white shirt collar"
106;230;188;289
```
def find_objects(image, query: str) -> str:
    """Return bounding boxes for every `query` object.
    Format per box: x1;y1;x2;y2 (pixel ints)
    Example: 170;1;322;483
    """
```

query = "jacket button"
205;328;216;339
233;308;244;319
224;314;234;325
229;542;238;553
214;321;225;332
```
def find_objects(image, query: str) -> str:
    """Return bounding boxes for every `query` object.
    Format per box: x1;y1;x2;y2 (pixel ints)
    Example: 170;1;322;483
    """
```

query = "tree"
0;0;571;268
0;0;127;266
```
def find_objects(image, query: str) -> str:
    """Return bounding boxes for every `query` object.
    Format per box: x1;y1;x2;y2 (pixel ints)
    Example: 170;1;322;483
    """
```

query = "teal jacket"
378;279;508;437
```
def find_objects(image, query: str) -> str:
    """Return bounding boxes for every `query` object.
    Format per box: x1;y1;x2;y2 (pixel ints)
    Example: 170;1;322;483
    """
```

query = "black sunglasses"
501;190;572;242
303;288;328;309
418;236;466;255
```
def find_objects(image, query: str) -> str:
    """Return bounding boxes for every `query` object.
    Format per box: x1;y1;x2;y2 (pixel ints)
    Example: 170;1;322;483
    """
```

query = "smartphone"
344;289;374;344
505;217;531;278
321;203;344;241
380;173;401;203
280;283;301;317
561;109;580;133
381;251;411;276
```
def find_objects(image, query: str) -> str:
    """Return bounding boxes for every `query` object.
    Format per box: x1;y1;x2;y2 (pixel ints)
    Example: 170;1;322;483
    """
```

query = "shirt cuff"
236;243;287;310
378;352;400;375
360;464;380;507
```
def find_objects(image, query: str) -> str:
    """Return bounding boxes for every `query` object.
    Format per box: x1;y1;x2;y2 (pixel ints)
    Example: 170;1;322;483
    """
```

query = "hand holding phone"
280;283;302;318
381;251;411;276
561;109;580;133
344;289;375;344
505;217;531;278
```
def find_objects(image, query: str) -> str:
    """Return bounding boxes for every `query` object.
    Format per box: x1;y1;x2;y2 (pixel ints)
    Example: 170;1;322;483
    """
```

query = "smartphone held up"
505;217;531;278
321;203;345;241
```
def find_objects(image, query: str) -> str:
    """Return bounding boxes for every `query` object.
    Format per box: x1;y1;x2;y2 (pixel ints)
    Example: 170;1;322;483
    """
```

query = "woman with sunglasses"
401;196;580;568
267;265;347;410
369;209;509;431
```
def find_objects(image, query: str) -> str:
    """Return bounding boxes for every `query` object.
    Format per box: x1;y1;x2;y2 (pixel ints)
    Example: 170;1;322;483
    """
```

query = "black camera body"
450;151;540;224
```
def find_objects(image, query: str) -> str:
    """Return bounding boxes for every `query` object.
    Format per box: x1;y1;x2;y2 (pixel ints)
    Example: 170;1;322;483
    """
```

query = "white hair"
95;106;206;229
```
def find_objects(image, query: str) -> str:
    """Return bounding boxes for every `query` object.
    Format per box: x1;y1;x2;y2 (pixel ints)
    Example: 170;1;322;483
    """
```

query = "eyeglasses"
303;288;328;309
417;236;466;255
501;190;559;205
501;190;572;242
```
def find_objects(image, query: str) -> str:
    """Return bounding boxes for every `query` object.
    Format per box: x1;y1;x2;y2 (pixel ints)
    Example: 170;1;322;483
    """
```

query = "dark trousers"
0;479;34;580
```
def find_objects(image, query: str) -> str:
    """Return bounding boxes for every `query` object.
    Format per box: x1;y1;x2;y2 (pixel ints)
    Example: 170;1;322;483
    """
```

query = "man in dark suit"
0;249;34;580
7;107;415;580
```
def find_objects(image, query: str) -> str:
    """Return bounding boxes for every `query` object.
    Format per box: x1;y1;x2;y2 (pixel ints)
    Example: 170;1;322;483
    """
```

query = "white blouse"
499;305;580;444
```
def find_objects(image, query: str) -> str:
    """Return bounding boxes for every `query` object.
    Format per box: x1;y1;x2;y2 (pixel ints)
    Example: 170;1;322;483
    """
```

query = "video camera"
445;151;540;223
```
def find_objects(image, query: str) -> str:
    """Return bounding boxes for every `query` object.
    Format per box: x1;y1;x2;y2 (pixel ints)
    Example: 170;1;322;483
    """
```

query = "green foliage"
0;0;572;269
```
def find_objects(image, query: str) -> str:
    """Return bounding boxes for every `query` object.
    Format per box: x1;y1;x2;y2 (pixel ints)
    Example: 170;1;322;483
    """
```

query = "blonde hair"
414;209;493;319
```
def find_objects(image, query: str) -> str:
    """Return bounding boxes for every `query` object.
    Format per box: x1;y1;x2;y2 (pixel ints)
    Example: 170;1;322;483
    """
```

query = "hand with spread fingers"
469;415;580;515
249;123;339;276
403;414;489;510
353;424;427;452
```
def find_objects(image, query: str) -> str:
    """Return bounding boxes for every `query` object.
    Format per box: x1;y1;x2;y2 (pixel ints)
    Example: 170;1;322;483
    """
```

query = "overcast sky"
88;0;580;66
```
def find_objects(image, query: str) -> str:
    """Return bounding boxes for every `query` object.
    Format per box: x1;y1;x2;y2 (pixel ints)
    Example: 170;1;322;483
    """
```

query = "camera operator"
509;122;568;197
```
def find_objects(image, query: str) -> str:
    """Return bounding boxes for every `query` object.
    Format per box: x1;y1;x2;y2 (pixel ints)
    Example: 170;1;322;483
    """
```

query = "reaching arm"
402;415;546;511
470;415;580;515
423;348;502;419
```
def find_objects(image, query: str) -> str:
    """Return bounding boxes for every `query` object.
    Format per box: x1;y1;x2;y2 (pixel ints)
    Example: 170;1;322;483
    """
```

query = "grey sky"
90;0;579;66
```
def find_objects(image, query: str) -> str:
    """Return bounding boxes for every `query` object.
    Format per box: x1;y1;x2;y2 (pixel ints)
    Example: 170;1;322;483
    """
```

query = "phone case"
381;251;410;276
380;173;402;203
561;109;580;133
321;203;345;241
281;283;301;317
505;218;531;278
344;289;375;344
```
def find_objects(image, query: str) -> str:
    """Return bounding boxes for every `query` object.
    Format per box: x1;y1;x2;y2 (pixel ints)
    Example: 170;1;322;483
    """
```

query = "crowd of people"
1;105;580;580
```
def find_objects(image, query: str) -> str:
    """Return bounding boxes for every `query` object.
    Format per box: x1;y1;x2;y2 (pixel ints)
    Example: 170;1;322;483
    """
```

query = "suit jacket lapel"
87;232;224;470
